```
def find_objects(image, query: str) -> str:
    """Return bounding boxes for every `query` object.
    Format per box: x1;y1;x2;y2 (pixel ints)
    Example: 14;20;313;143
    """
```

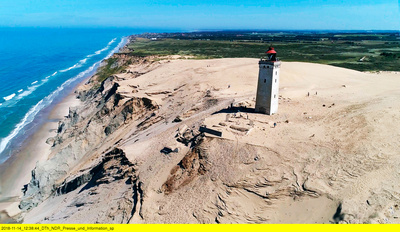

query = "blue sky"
0;0;399;30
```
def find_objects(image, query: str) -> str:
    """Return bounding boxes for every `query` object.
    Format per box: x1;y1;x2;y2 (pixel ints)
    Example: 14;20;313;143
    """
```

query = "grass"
96;57;126;83
126;33;400;72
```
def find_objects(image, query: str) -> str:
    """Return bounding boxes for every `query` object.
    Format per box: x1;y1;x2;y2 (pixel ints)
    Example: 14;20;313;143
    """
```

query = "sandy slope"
15;58;400;223
0;93;81;222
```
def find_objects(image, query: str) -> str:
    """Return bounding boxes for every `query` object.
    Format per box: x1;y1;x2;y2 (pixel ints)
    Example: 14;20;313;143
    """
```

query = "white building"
255;47;281;115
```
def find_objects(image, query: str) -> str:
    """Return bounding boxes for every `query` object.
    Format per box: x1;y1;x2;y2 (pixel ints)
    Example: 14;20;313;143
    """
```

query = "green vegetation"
126;32;400;71
96;57;126;83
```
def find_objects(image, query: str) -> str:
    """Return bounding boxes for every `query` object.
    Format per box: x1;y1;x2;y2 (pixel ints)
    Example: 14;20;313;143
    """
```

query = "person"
273;122;277;128
307;92;310;97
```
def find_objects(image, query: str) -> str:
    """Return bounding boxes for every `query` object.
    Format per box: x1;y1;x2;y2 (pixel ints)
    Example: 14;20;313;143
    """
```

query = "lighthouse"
255;47;281;115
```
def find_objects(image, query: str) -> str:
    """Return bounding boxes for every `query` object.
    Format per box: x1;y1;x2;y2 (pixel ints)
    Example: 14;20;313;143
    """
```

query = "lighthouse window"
275;79;277;83
274;94;276;98
264;79;266;83
275;71;278;75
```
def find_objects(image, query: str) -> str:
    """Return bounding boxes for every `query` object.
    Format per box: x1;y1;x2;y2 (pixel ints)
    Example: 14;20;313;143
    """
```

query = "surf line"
0;36;128;160
87;38;117;58
0;62;97;158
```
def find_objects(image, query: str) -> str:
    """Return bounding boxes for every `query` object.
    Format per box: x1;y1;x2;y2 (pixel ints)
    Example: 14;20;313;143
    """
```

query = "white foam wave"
79;58;87;64
17;84;39;99
0;98;44;155
95;47;108;55
1;81;45;107
108;38;116;46
59;58;88;73
105;37;126;59
16;73;54;101
0;62;98;156
60;63;79;73
3;93;16;101
0;103;2;106
43;71;58;82
0;36;128;158
86;38;117;58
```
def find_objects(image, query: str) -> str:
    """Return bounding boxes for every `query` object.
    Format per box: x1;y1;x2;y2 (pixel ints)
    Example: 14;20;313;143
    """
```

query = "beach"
0;88;82;221
0;31;132;222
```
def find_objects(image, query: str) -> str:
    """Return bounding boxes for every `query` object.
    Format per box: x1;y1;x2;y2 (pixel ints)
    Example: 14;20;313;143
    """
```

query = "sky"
0;0;399;30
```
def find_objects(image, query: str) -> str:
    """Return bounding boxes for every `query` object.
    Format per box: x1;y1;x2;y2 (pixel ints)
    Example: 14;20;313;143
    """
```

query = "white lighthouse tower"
255;47;281;115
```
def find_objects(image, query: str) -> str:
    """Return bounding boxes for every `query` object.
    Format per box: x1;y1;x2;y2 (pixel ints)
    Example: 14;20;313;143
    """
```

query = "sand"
0;92;81;220
116;59;400;223
4;58;400;223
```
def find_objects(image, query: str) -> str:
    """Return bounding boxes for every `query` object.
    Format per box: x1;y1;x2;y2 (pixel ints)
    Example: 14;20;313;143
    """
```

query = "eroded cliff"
18;53;400;224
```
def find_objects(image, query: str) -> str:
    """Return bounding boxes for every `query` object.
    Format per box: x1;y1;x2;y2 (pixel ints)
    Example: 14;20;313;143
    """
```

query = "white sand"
6;58;400;223
115;59;400;223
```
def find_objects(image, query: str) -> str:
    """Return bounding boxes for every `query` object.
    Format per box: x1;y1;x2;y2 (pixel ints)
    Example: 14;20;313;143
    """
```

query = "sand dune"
8;57;400;223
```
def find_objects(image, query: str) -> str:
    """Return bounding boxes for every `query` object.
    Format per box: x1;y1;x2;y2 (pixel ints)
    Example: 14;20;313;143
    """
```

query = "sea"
0;27;169;163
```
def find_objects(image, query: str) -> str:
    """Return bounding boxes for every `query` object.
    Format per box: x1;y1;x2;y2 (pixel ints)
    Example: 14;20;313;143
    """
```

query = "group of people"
307;91;318;97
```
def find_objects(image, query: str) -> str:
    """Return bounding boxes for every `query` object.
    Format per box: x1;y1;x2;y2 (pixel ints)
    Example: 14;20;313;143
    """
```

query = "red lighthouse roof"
266;47;277;54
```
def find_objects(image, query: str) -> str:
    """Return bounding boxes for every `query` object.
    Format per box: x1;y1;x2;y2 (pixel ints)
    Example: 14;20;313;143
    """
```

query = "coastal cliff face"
19;59;153;216
18;52;400;223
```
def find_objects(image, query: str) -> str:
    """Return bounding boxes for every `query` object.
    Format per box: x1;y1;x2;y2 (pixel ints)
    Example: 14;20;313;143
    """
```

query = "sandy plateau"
3;56;400;224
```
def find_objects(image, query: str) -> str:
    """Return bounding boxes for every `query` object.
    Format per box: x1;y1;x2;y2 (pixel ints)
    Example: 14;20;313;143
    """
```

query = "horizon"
0;27;399;34
0;0;399;30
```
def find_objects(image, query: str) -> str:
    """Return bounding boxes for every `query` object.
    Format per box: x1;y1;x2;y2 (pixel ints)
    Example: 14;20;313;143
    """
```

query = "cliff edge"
17;53;400;223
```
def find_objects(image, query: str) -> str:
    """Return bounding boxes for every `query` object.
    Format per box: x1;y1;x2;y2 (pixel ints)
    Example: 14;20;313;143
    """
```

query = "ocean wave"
0;62;98;156
59;57;88;73
94;47;108;55
0;36;128;159
17;84;39;99
3;93;16;101
108;38;116;46
87;48;106;57
0;98;44;156
105;37;126;59
2;47;99;107
43;71;58;81
16;74;51;101
60;63;79;73
86;38;116;58
79;58;87;64
1;82;43;107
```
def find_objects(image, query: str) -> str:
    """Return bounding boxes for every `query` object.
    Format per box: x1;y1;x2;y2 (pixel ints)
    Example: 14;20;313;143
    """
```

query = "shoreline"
0;84;82;220
0;36;129;164
0;36;129;221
